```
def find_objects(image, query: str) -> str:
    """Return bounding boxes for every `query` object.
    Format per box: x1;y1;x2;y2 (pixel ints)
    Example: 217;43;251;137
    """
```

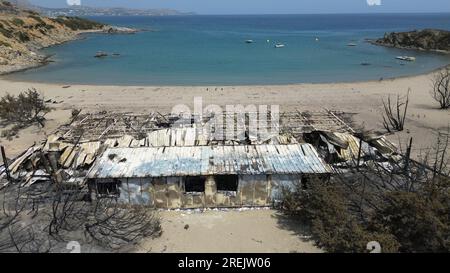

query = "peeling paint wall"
238;175;268;207
91;174;308;209
118;178;151;205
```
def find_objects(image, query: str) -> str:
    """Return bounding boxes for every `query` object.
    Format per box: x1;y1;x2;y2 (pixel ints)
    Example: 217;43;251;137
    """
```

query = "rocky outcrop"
373;29;450;53
102;26;139;34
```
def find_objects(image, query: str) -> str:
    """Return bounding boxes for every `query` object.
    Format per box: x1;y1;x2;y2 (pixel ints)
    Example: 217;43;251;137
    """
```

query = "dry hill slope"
0;0;108;74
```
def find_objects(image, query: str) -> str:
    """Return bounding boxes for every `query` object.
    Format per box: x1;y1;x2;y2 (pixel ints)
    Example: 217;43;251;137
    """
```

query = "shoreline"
0;30;101;76
0;27;138;76
2;25;449;86
2;40;449;86
1;63;448;87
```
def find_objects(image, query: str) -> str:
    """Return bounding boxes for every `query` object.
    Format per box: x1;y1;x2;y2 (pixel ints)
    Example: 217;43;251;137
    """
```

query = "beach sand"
136;209;322;253
1;70;449;159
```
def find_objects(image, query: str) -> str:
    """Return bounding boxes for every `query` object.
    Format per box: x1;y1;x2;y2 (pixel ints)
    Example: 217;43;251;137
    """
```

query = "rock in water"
103;26;138;34
373;29;450;53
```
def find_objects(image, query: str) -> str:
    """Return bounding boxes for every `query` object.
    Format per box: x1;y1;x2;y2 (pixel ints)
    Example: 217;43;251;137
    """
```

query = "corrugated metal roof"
87;144;332;179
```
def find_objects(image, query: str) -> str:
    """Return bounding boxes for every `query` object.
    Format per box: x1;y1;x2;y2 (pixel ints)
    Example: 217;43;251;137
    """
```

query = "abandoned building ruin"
0;110;401;209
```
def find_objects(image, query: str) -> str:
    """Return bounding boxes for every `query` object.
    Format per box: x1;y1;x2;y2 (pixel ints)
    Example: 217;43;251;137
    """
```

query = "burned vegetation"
281;128;450;253
0;107;449;253
0;89;51;139
381;89;410;133
431;68;450;110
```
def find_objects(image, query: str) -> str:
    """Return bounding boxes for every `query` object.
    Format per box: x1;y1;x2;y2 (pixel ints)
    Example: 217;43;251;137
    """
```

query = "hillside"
6;0;194;16
373;29;450;53
37;5;195;17
0;1;106;74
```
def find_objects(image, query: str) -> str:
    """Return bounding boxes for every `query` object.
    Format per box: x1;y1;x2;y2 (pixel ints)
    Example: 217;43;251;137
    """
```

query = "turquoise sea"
5;14;450;85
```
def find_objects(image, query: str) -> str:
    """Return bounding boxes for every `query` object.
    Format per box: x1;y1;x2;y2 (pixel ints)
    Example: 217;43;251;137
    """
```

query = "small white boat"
347;43;357;47
396;56;416;62
245;40;254;44
94;51;108;58
275;43;285;48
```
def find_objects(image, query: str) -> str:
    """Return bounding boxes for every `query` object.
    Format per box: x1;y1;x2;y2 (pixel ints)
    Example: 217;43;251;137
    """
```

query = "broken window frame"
215;175;239;196
95;179;121;197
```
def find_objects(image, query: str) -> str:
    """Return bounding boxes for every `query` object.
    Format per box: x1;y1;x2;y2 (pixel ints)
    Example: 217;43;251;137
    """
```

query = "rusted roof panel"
87;144;332;179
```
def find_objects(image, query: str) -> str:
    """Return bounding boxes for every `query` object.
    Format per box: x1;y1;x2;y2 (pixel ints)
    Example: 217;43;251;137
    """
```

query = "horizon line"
82;11;450;16
36;4;450;16
189;11;450;15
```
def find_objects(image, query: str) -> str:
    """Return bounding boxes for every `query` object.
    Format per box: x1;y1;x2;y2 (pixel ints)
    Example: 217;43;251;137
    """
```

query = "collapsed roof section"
54;110;354;144
304;130;398;166
0;110;401;189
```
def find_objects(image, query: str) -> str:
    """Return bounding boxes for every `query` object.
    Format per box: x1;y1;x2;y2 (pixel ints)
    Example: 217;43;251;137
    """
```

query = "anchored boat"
396;56;416;62
94;51;108;58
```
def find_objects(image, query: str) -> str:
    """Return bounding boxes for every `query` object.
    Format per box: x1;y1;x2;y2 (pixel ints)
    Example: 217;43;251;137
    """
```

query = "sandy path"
0;70;449;158
136;209;321;253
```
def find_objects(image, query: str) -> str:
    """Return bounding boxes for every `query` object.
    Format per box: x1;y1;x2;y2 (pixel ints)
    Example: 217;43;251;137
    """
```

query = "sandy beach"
1;69;449;159
136;209;322;253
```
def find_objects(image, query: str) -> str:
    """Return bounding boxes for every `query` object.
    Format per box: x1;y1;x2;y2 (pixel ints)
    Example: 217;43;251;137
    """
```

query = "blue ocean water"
6;14;450;85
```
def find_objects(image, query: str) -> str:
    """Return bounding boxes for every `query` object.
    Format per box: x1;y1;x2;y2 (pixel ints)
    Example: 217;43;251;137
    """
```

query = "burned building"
86;144;332;208
1;110;405;210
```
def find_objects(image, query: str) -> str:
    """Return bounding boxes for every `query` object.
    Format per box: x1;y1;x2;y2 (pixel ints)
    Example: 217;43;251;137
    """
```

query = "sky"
29;0;450;14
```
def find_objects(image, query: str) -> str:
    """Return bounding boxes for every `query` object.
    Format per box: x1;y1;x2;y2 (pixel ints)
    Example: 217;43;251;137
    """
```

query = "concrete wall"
90;174;304;209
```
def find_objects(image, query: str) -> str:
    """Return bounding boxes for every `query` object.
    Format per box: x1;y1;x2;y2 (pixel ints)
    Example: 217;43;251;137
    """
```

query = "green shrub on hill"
15;30;29;42
52;16;104;31
11;17;24;26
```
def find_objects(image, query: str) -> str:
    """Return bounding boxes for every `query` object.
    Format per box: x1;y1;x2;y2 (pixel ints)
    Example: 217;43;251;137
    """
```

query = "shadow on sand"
272;211;319;251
